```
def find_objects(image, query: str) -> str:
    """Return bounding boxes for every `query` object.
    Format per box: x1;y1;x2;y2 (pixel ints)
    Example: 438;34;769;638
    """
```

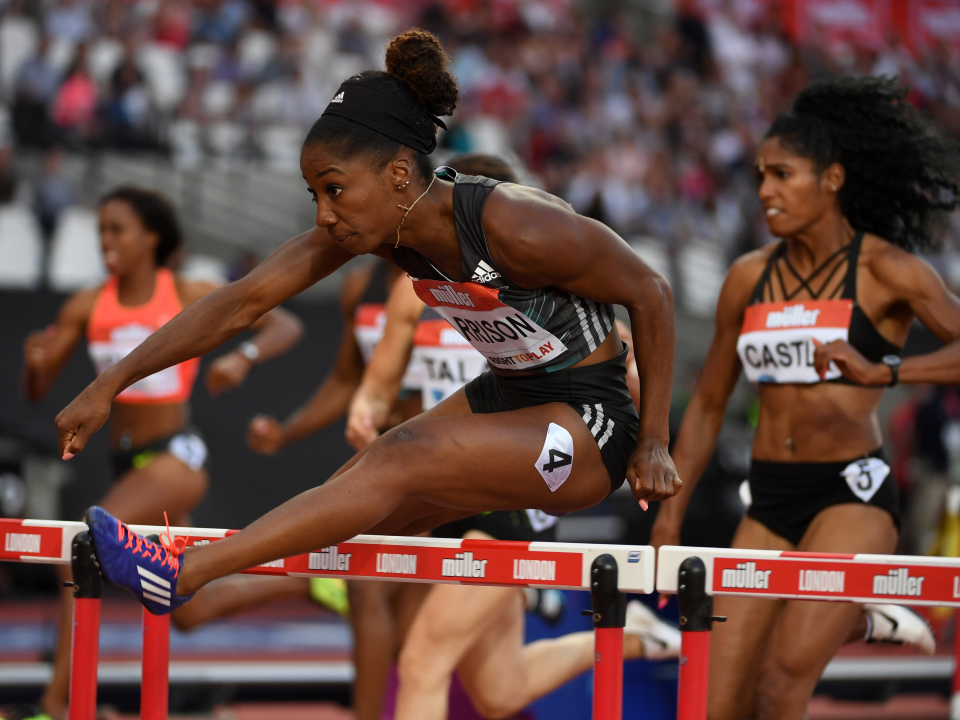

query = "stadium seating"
0;205;44;289
47;206;105;291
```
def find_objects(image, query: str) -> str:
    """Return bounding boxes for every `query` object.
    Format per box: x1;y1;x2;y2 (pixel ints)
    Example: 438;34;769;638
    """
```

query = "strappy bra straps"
753;231;864;303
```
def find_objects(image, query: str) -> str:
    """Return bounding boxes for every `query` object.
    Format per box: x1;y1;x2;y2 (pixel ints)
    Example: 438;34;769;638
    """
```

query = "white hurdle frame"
0;518;655;720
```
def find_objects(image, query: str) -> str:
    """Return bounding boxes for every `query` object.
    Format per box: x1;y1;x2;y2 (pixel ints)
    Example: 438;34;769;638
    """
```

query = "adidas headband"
321;79;448;155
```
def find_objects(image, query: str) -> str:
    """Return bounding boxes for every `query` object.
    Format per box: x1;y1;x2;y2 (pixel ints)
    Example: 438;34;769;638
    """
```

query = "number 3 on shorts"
536;423;574;492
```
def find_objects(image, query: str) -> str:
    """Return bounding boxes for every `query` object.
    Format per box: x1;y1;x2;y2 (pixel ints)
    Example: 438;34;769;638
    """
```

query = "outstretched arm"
484;187;676;503
345;277;424;450
56;227;353;458
203;291;305;396
813;249;960;384
246;264;377;454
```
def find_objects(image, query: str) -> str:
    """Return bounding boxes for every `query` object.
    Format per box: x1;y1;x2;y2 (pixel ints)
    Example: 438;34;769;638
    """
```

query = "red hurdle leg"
589;554;626;720
677;556;723;720
952;612;960;720
68;532;102;720
141;610;170;720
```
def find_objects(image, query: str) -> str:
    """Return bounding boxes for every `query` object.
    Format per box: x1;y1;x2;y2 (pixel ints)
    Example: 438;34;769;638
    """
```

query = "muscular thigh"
99;453;208;526
708;517;793;720
349;399;610;517
759;505;897;687
327;388;475;488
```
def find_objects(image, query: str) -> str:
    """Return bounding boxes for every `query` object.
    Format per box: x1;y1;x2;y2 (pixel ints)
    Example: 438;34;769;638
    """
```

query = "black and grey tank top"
392;173;616;374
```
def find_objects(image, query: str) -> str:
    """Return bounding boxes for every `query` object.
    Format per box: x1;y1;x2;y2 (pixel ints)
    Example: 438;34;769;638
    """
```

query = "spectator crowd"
0;0;959;264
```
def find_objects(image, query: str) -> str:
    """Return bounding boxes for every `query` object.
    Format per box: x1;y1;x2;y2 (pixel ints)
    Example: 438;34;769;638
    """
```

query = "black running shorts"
747;449;901;545
433;509;557;542
464;345;639;495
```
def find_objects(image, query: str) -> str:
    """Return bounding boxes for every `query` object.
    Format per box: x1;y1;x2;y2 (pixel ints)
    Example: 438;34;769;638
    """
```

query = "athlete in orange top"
23;186;303;718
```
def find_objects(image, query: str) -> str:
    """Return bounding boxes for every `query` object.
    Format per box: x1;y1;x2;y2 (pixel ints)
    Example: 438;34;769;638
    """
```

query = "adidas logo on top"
471;260;501;284
331;92;345;104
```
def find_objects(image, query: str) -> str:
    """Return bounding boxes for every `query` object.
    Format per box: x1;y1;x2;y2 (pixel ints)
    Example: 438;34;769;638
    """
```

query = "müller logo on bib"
412;278;567;370
736;299;853;384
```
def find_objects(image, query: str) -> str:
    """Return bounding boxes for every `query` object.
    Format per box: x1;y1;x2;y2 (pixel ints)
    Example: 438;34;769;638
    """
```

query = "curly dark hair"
100;186;182;267
303;29;459;185
766;75;960;253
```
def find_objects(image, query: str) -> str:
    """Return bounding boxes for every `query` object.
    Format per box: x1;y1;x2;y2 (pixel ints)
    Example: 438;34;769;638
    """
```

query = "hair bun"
385;29;459;117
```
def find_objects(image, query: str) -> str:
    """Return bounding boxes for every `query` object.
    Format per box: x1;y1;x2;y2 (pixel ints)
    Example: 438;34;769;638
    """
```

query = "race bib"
88;323;182;399
525;509;559;533
353;303;386;365
412;279;567;371
841;457;889;503
736;300;852;384
536;423;574;492
415;319;488;410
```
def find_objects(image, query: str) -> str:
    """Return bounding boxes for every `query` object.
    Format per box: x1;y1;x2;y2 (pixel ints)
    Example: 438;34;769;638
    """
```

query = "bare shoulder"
60;285;101;324
725;245;772;291
715;246;772;321
481;183;603;284
483;184;576;240
176;277;221;306
860;233;939;295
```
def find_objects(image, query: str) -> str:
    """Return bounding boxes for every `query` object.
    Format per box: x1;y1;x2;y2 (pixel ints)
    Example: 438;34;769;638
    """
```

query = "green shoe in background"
309;577;350;617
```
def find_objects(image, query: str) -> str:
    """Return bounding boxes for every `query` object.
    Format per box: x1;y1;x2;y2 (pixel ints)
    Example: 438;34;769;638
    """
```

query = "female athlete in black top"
54;30;679;609
651;76;960;719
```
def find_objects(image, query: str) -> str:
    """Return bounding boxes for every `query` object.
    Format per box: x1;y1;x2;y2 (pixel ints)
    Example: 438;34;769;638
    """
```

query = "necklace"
395;174;436;248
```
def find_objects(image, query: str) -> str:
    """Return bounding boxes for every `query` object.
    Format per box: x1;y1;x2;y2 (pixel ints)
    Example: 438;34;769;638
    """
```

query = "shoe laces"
115;511;186;578
158;511;187;578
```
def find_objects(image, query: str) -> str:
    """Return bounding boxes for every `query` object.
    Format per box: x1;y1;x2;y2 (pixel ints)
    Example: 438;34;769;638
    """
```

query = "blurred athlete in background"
175;252;415;720
23;186;303;718
651;77;956;719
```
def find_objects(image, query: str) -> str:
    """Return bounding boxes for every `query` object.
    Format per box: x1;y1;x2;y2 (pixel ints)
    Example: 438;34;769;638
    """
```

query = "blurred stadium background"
1;0;960;717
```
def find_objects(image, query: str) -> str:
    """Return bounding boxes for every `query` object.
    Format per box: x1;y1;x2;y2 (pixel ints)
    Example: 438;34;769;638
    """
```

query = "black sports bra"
737;231;900;385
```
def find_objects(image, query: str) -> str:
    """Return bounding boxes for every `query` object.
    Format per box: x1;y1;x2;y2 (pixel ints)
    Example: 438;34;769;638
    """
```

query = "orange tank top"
86;267;199;404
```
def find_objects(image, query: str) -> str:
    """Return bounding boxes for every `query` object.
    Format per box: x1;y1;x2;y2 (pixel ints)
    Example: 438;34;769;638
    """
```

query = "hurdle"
657;546;960;720
0;518;655;720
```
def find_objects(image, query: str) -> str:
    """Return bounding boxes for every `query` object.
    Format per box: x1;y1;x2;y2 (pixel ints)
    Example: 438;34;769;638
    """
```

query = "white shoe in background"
864;603;936;655
625;600;681;660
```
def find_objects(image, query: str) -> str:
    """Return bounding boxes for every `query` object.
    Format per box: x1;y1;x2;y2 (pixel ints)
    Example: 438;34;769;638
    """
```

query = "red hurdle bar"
952;619;960;720
658;546;960;720
0;519;656;720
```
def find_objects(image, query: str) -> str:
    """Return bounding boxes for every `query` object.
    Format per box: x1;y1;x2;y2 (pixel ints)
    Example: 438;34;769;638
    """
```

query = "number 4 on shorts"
536;423;574;492
543;449;572;473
